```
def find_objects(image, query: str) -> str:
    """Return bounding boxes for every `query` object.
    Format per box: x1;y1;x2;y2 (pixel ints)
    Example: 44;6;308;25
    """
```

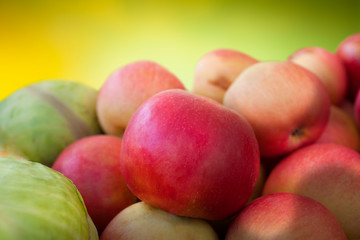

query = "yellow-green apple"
316;105;359;151
336;33;360;101
120;89;260;220
96;60;185;136
262;143;360;239
192;49;258;102
52;135;137;233
225;192;346;240
100;201;219;240
288;47;347;105
223;61;330;158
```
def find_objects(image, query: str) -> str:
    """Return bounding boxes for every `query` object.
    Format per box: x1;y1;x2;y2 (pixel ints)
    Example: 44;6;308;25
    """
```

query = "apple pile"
0;33;360;240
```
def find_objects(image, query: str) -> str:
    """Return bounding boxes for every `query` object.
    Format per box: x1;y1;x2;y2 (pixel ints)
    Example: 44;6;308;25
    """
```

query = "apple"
288;46;347;105
225;192;346;240
100;201;219;240
247;162;266;203
192;49;258;102
353;89;360;127
0;80;102;166
0;157;99;240
262;143;360;239
340;99;358;124
120;89;260;220
315;105;359;151
96;60;185;136
223;61;330;158
336;33;360;101
209;163;266;239
52;135;137;233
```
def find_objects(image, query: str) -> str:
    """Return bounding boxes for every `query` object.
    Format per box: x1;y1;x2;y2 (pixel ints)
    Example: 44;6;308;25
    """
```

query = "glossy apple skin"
100;202;219;240
225;193;346;240
223;61;330;158
289;47;347;105
96;60;185;136
193;49;258;103
120;89;260;220
263;143;360;239
336;33;360;101
316;105;359;151
52;135;137;233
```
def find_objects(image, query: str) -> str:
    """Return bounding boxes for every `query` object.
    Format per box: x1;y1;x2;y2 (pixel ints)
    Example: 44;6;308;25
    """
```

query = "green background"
1;0;359;100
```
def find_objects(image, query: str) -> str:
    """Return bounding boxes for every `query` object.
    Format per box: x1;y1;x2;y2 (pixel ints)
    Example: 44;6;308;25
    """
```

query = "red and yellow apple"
336;33;360;101
120;89;260;220
192;49;258;102
223;61;330;158
316;105;359;151
263;143;360;239
52;135;137;233
100;202;219;240
225;192;346;240
288;47;347;105
96;60;185;136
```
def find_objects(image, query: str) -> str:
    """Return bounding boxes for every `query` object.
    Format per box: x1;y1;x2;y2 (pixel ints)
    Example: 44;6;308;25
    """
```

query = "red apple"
100;202;219;240
336;33;360;101
192;49;258;102
223;61;330;158
52;135;137;233
96;60;185;136
316;105;359;151
263;143;360;239
340;99;357;123
288;47;347;105
120;89;260;220
354;89;360;127
225;193;346;240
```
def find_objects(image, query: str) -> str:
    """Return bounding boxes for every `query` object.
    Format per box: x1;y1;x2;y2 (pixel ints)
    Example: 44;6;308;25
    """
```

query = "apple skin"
316;105;359;151
96;60;185;136
262;143;360;239
336;33;360;101
120;89;260;220
52;135;137;233
288;46;348;105
192;49;258;103
223;61;330;158
100;201;219;240
225;192;347;240
353;89;360;127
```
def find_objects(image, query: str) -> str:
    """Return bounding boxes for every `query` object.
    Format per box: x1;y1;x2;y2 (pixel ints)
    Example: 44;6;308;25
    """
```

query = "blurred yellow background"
1;0;359;100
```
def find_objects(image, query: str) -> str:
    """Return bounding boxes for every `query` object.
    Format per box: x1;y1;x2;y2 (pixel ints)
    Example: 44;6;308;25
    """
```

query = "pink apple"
225;192;346;240
223;61;330;158
192;49;258;102
288;47;348;105
120;89;260;220
96;60;185;136
336;33;360;101
340;99;357;124
100;202;219;240
316;105;359;151
263;143;360;239
52;135;137;233
354;89;360;127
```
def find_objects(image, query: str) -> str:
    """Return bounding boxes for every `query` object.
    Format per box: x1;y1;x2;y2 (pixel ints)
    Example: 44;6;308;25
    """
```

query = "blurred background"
1;0;359;100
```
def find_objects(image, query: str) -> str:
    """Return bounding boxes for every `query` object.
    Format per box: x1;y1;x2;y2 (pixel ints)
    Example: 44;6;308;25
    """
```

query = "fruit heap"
0;33;359;240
